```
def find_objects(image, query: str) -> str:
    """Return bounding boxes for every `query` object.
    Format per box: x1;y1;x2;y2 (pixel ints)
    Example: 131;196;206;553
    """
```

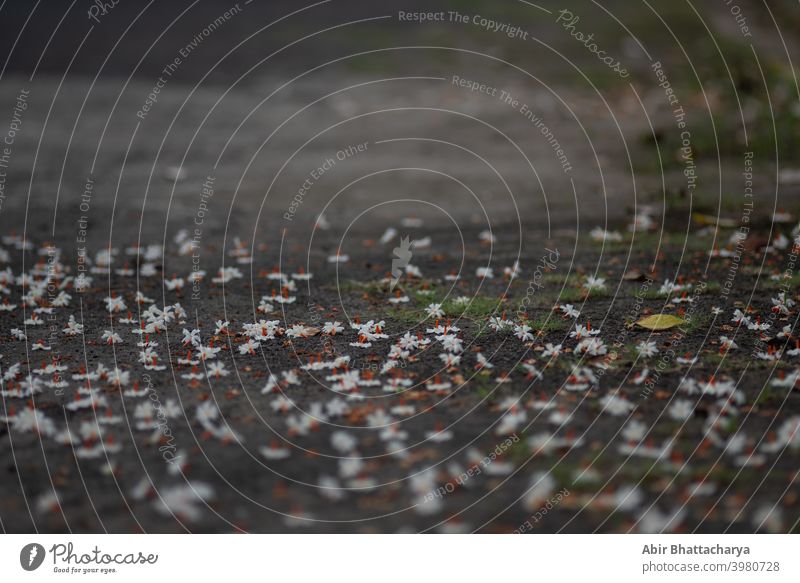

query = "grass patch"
762;272;800;291
465;374;501;403
678;312;713;333
384;307;424;326
556;286;610;303
528;314;568;334
755;386;777;406
503;436;532;466
330;279;386;294
440;296;505;320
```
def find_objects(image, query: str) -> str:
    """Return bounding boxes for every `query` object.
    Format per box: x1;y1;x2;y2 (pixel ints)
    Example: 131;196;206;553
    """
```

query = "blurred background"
1;0;797;248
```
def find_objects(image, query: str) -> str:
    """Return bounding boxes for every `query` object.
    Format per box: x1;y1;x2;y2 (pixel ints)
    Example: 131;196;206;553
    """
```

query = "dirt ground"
1;0;800;533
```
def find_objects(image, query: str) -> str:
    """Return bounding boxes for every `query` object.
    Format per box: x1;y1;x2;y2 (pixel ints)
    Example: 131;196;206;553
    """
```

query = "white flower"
636;341;659;358
576;337;607;356
762;417;800;453
425;377;452;391
108;368;130;387
670;294;694;305
154;483;215;522
273;292;296;305
7;407;56;436
478;230;496;243
188;270;206;283
659;279;691;295
322;321;343;335
286;324;317;338
773;233;790;250
669;400;694;421
51;291;71;307
439;353;461;367
756;349;780;361
438;334;463;353
426;429;453;442
521;361;543;380
488;316;512;332
206;362;229;378
637;506;686;533
559;303;580;319
772;369;800;388
590;227;623;242
101;330;123;345
476;352;494;370
260;445;290;460
747;318;771;331
3;363;21;381
23;314;44;326
629;213;654;232
257;298;274;313
164;277;184;291
622;420;648;442
104;296;127;313
327;253;349;264
63;315;84;336
182;328;202;347
326;398;350;417
379;227;397;244
269;395;294;413
35;491;61;514
514;324;534;342
239;339;260;355
570;323;600;339
388;345;410;361
331;431;358;453
600;394;634;416
504;261;522;279
212;266;243;283
75;275;92;291
564;367;596;391
731;309;751;326
197;345;221;361
584;276;606;291
261;374;281;394
522;472;556;511
405;264;422;278
476;267;494;279
542;343;562;358
425;303;444;318
397;332;420;350
753;505;785;533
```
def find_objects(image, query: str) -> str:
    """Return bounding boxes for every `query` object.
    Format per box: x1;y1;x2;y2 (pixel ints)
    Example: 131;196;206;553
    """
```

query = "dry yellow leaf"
692;212;737;228
636;314;685;330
